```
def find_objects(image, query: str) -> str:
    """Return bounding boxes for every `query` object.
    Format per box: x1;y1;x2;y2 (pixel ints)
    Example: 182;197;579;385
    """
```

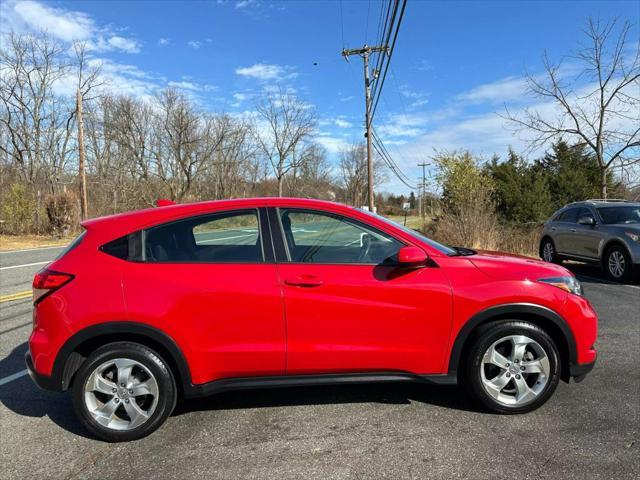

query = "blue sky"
1;0;638;194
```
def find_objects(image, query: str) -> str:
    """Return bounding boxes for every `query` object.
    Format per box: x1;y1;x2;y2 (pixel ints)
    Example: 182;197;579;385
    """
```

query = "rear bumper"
25;351;61;391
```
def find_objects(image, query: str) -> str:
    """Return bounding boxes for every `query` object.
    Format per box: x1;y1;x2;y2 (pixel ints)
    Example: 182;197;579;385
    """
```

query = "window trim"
272;207;406;266
140;208;267;265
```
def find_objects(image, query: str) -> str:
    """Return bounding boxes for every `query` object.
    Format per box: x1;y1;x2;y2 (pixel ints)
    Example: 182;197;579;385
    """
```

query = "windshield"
596;206;640;225
361;210;458;256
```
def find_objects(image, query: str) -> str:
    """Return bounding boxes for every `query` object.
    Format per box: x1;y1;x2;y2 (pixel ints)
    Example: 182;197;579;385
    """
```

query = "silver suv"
539;199;640;281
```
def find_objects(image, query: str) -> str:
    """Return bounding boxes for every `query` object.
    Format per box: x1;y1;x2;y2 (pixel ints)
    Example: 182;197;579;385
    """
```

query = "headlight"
625;231;640;243
538;276;583;296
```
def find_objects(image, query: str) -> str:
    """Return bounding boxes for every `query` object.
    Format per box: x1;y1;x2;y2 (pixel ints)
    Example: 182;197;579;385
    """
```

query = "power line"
370;0;407;124
339;0;345;48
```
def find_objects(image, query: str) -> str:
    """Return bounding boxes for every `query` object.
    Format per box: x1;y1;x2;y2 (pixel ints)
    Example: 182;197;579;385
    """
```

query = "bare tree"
255;90;316;196
0;32;71;190
505;18;640;198
72;42;102;219
339;142;386;206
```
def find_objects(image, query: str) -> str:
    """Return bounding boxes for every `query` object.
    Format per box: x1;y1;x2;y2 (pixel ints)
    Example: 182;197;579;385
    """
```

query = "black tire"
603;244;632;282
539;237;561;264
71;342;177;442
464;321;561;414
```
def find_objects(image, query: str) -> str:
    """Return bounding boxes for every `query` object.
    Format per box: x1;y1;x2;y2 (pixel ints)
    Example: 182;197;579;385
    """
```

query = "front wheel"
71;342;177;442
603;245;631;281
464;321;560;414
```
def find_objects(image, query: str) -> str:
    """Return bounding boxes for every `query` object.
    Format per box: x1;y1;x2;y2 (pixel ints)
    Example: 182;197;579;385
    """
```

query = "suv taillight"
32;269;74;304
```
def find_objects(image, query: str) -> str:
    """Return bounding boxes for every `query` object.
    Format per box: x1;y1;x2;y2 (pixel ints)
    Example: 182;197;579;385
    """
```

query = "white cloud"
3;0;141;54
236;0;255;8
339;95;354;103
316;135;349;154
187;40;203;49
456;76;529;104
334;118;352;128
12;0;94;41
168;80;200;91
236;63;296;81
106;36;140;53
158;37;171;46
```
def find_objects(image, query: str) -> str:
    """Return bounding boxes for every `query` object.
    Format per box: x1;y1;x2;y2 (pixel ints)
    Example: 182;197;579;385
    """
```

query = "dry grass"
385;215;429;230
0;234;72;251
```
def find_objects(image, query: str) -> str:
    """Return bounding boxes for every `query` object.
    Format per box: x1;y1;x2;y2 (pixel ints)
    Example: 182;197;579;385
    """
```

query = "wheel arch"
52;322;191;393
448;303;577;383
600;239;632;263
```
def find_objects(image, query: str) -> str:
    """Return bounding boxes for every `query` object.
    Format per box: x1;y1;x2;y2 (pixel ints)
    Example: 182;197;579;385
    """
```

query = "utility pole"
342;44;387;213
418;162;428;218
76;88;88;221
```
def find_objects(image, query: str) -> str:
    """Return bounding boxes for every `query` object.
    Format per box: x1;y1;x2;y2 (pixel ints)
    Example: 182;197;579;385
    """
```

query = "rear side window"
101;232;143;261
144;210;263;263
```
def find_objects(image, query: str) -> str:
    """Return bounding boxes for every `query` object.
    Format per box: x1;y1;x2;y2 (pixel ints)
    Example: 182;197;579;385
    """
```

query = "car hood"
468;250;572;281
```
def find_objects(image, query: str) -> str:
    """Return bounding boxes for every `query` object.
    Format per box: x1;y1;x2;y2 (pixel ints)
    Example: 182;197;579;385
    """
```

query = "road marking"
0;245;64;254
0;261;49;271
0;369;28;386
0;291;32;303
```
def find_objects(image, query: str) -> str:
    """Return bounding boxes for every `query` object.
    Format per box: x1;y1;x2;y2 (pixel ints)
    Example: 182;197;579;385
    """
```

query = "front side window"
558;208;579;223
145;210;262;263
279;209;403;264
597;206;640;225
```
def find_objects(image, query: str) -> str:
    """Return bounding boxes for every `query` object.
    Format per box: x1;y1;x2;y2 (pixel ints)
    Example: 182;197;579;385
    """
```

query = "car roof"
562;199;640;208
81;197;359;238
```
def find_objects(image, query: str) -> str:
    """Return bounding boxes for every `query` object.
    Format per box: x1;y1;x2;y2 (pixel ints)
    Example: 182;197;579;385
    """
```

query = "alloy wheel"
608;250;626;279
480;335;551;406
83;358;159;431
542;241;555;262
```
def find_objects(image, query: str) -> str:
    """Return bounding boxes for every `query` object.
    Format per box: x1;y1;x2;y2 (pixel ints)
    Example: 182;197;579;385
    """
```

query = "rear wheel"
464;321;560;414
71;342;177;442
603;245;631;281
540;238;560;264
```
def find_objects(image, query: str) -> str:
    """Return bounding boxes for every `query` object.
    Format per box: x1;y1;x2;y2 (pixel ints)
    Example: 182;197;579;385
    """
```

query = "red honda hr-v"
26;198;597;441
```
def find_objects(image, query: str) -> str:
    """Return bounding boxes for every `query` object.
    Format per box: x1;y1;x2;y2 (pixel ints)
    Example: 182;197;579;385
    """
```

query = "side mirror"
397;246;428;267
577;216;596;226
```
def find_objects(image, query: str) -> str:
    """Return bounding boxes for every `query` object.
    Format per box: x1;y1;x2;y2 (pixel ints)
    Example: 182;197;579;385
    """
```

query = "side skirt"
183;372;457;398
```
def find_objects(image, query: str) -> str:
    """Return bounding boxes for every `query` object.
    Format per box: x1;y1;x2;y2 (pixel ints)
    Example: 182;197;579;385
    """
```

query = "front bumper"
569;356;596;383
25;351;60;391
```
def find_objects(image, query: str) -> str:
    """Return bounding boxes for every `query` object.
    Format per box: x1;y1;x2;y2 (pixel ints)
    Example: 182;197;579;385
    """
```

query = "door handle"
551;227;556;231
570;228;577;232
284;275;323;287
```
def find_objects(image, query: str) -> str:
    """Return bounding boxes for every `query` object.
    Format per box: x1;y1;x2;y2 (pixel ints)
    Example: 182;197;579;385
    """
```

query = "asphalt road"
0;246;638;479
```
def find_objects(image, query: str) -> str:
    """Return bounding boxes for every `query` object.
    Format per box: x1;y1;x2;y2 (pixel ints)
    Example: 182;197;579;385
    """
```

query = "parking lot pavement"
0;250;638;479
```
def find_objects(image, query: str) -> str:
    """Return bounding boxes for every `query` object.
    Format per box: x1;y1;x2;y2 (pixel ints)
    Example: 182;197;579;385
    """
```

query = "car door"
555;207;580;254
572;207;602;259
271;207;452;376
121;208;286;385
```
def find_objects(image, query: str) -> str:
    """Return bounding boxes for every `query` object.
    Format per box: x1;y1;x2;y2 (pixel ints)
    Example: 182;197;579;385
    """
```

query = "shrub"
45;191;79;237
432;152;500;250
0;183;36;235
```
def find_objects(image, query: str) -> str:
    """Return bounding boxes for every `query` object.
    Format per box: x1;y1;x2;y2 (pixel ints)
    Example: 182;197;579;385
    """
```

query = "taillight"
32;269;74;304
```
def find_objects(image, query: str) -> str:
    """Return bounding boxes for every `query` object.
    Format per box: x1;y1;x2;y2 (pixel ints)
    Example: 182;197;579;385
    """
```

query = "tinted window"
557;208;579;223
576;207;593;222
101;232;143;261
597;206;640;224
145;210;262;263
280;209;403;264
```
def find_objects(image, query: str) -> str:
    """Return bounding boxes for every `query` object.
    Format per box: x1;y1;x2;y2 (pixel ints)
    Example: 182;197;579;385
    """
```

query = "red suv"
26;198;597;441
